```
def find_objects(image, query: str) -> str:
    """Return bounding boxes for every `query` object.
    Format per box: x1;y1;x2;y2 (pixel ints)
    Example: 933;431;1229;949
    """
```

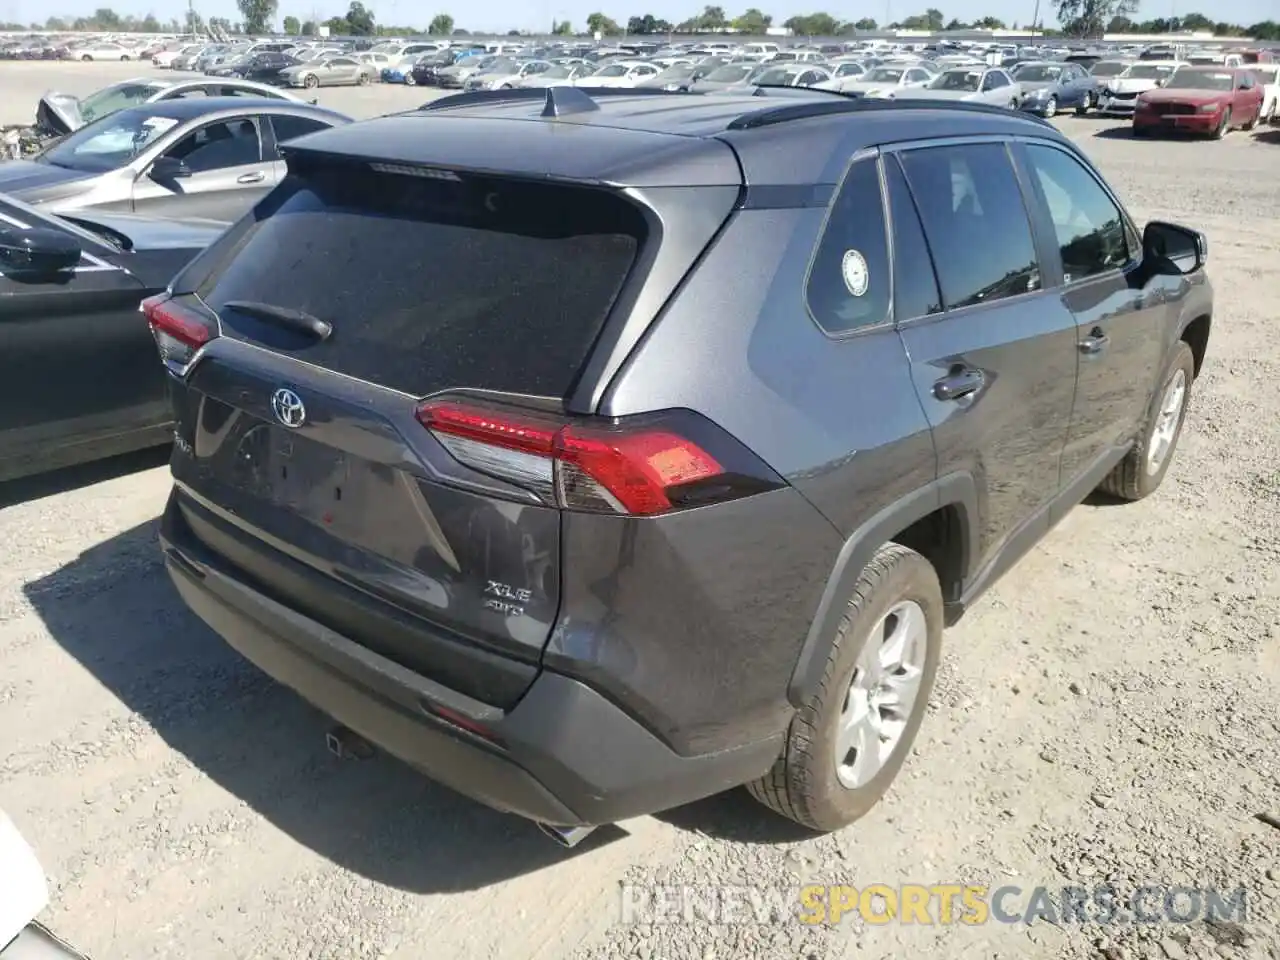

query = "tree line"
5;0;1280;42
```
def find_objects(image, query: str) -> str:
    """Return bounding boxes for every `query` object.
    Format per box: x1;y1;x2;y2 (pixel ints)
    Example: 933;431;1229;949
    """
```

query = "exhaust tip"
536;822;597;849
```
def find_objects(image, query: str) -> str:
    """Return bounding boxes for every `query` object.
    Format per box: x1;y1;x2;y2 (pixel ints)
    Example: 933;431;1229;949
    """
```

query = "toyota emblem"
271;388;306;429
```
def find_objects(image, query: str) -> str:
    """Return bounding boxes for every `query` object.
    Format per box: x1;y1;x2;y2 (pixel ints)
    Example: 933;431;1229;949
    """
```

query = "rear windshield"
192;159;646;399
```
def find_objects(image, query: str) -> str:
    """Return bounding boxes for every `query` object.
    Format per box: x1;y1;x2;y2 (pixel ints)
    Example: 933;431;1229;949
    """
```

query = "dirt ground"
1;60;1278;960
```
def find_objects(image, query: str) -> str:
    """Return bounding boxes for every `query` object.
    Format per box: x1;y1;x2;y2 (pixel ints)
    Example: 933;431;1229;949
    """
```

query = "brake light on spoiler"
416;398;784;517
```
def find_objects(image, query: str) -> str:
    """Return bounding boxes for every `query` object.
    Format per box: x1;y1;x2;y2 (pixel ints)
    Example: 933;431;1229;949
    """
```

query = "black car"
152;87;1211;843
411;51;463;86
235;52;302;84
0;193;225;481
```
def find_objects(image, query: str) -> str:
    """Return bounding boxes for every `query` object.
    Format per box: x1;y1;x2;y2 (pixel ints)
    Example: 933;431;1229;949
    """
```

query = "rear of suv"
151;87;1212;836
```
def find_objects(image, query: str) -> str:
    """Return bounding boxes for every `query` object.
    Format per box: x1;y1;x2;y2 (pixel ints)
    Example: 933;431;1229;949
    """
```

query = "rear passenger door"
1016;140;1169;508
891;140;1080;583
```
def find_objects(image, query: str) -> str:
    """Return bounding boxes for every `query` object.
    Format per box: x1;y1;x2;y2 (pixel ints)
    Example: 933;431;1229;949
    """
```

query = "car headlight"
1102;87;1113;97
1198;102;1219;112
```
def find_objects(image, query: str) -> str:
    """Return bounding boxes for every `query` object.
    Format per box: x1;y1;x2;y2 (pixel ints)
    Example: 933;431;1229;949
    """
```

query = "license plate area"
231;420;351;521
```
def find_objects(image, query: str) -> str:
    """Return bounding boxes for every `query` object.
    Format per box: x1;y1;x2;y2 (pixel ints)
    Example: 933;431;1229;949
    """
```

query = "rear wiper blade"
222;300;332;340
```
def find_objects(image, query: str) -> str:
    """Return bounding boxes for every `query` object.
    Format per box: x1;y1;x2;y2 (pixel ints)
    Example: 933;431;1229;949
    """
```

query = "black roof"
117;96;351;122
282;88;1065;190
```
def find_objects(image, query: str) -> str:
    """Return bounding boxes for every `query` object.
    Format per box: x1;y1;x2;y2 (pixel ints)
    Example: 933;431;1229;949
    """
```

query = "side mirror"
1143;220;1207;275
0;226;81;276
150;156;192;181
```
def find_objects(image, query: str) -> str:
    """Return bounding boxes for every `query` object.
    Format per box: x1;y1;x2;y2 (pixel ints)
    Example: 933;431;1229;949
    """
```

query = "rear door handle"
933;368;985;401
237;171;266;184
1079;329;1111;354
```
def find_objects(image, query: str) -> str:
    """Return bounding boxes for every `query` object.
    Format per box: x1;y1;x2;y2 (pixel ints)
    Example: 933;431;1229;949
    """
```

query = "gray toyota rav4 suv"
149;87;1211;841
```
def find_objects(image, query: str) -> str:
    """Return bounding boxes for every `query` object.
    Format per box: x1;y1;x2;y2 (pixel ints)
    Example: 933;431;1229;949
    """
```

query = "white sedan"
816;63;934;96
581;60;663;88
71;40;136;62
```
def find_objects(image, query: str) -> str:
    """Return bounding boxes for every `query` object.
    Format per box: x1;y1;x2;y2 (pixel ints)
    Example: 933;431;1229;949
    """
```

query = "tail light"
142;293;214;375
416;398;784;517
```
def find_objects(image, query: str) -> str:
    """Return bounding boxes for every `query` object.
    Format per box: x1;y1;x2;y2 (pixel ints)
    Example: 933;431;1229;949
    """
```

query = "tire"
357;72;370;86
1243;106;1259;131
1042;95;1058;119
303;73;319;89
120;55;130;61
81;54;92;61
1213;107;1231;139
404;73;416;86
1098;341;1195;502
747;543;943;832
1075;91;1094;116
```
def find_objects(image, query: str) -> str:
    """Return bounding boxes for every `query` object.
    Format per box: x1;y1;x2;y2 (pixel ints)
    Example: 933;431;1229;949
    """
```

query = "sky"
2;0;1275;34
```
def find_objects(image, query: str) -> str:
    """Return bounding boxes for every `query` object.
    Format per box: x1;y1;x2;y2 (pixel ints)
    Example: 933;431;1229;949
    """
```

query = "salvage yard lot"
2;59;1279;960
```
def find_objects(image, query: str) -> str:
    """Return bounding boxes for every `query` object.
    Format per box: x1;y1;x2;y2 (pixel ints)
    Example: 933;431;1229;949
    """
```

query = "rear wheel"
1243;105;1259;131
404;73;416;86
1075;91;1094;115
80;54;92;61
1098;341;1195;502
304;73;319;89
747;543;943;832
357;72;370;86
1042;95;1058;118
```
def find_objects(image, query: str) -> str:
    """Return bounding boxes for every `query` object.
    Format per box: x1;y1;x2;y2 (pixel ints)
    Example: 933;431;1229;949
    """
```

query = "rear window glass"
194;160;645;399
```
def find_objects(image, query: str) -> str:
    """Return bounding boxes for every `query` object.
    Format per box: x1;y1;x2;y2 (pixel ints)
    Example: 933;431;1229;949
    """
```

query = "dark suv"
149;88;1211;841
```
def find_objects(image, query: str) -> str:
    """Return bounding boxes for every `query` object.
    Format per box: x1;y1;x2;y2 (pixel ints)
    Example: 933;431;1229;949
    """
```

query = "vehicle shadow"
656;788;820;845
22;517;621;894
1251;128;1280;145
0;446;170;509
1093;126;1140;139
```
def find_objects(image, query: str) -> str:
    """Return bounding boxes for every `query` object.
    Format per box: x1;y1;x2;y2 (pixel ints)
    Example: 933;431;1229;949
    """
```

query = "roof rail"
420;86;688;113
726;91;1053;131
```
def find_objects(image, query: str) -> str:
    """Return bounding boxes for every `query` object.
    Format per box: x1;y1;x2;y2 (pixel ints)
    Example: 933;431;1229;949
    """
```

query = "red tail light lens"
142;294;214;375
416;398;779;516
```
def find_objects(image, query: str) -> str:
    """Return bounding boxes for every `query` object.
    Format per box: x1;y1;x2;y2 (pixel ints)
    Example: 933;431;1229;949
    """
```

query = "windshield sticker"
841;249;870;298
1210;73;1232;81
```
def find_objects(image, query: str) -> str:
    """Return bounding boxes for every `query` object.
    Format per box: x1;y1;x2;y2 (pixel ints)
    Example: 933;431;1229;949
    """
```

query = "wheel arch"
786;473;978;707
1180;312;1211;378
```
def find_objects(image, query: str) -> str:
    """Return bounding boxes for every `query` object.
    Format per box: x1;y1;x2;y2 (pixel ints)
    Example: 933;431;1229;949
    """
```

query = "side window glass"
270;115;330;150
806;157;891;334
165;119;261;173
886;156;942;322
899;142;1039;309
175;88;208;98
1025;144;1132;282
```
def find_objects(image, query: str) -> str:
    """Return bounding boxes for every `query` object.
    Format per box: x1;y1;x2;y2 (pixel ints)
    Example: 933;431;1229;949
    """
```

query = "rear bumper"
160;490;781;826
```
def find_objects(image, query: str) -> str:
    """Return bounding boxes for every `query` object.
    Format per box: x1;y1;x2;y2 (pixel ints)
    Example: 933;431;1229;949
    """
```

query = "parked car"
1133;66;1264;138
1248;63;1280;123
171;44;219;71
0;193;226;480
891;67;1022;107
435;54;496;89
151;87;1210;843
278;55;376;89
465;59;556;91
728;63;833;92
33;76;308;134
1099;60;1187;116
581;60;663;88
410;50;465;86
153;43;203;68
1013;60;1099;117
816;63;933;96
381;55;424;84
689;61;767;92
72;40;134;61
236;52;303;84
636;63;699;91
0;98;351;220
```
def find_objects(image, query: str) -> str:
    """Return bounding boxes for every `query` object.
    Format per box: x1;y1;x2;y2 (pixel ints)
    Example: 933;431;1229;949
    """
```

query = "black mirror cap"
150;156;192;180
0;226;81;275
1144;220;1207;275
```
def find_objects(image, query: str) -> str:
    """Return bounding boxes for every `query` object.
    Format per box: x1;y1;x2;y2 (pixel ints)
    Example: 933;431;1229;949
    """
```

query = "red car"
1133;66;1264;138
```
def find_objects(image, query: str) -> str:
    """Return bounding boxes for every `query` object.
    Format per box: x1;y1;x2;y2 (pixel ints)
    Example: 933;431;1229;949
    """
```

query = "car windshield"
865;67;904;82
754;66;800;85
1091;60;1129;77
479;57;515;74
834;62;864;76
1015;64;1063;81
1170;70;1234;90
39;109;177;173
77;82;165;123
1123;64;1176;79
705;63;753;82
593;63;631;77
932;70;981;91
541;64;572;78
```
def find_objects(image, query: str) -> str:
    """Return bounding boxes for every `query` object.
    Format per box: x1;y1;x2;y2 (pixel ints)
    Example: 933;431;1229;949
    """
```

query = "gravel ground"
2;60;1279;960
